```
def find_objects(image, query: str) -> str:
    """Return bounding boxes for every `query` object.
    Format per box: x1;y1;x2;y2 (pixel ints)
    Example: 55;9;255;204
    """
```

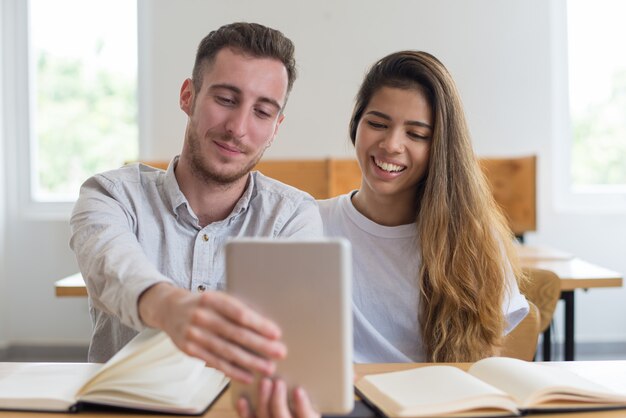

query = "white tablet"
225;238;353;414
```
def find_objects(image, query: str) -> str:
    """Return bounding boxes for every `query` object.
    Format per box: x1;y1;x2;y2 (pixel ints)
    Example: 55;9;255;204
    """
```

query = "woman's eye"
407;131;430;141
367;120;386;129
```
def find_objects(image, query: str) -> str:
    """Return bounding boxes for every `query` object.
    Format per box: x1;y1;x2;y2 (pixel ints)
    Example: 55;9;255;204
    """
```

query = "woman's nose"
379;129;404;153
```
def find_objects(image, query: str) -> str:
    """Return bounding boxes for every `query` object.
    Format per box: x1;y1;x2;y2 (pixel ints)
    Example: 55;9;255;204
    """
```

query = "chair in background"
520;268;562;359
501;300;541;361
479;155;537;242
254;160;331;198
501;268;561;361
254;159;361;199
520;268;561;334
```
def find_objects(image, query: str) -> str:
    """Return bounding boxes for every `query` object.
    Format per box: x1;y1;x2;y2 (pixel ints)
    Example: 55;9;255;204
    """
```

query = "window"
567;0;626;192
29;0;138;202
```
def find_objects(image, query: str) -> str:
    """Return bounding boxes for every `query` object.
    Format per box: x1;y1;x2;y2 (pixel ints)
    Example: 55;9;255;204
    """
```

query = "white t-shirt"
318;193;529;363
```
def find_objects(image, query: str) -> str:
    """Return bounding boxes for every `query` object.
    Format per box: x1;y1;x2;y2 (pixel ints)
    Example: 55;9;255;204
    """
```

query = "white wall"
1;0;624;347
0;0;93;345
0;0;7;349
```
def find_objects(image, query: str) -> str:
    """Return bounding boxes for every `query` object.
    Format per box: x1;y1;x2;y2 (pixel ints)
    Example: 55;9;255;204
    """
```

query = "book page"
356;366;518;417
79;367;229;414
469;357;626;408
0;362;101;411
76;329;228;412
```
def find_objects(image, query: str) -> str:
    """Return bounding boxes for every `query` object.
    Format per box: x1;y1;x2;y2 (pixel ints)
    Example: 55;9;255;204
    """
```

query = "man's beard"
188;129;264;186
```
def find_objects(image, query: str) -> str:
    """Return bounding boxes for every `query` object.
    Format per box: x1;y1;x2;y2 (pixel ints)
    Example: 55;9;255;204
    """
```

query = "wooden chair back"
501;268;561;361
500;300;541;361
254;159;361;199
520;268;561;333
479;155;537;240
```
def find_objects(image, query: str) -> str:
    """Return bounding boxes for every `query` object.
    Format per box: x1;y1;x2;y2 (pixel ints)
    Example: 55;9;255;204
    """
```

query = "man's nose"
224;108;248;139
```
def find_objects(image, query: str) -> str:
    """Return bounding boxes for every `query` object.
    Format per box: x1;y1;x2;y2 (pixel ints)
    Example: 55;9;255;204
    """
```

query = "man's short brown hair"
192;22;297;102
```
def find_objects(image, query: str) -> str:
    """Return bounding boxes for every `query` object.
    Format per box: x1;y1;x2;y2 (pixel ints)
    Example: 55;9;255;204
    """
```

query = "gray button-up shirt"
70;157;323;362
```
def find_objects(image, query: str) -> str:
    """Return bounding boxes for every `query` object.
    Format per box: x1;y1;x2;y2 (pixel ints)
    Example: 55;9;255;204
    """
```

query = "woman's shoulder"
317;193;352;216
316;193;354;235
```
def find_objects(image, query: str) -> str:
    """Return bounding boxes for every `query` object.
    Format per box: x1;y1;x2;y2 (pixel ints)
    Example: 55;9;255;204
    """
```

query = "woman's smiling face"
355;85;433;205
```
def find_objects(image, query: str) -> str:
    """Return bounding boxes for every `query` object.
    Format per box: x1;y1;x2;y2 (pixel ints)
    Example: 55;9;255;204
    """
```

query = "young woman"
319;51;529;363
239;51;529;418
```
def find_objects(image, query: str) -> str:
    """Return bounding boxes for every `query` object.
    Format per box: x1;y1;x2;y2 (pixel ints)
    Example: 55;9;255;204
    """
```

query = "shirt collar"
163;155;256;223
231;171;256;217
163;155;188;216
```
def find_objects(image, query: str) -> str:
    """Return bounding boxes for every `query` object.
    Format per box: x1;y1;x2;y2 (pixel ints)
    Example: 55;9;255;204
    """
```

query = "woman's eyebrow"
366;110;432;129
406;120;432;129
365;110;391;120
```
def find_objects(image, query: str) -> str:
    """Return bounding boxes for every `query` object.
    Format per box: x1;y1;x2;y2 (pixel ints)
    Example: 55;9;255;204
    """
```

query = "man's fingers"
271;380;292;418
293;387;320;418
183;340;254;383
191;300;287;361
257;378;273;418
237;397;253;418
184;321;279;376
201;292;282;339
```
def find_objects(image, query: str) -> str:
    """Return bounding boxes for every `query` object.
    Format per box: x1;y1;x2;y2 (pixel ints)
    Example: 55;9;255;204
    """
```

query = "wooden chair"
479;155;537;242
501;268;561;361
520;268;561;334
501;300;541;361
254;159;361;199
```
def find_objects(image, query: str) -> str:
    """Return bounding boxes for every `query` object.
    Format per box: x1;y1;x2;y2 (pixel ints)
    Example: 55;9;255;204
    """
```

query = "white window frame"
551;0;626;213
2;0;145;221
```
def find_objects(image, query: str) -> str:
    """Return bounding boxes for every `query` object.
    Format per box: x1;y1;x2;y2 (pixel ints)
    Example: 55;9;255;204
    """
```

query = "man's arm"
70;174;174;330
71;174;287;382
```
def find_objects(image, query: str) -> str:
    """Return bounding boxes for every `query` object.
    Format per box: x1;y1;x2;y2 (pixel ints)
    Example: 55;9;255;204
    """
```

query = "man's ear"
267;113;285;148
179;78;194;116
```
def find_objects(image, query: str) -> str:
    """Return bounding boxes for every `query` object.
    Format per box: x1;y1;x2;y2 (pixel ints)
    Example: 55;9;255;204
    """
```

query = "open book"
0;329;229;415
355;357;626;417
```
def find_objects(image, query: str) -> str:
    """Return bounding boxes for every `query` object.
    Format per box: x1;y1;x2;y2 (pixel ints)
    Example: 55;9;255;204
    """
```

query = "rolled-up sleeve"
502;261;530;335
70;174;174;331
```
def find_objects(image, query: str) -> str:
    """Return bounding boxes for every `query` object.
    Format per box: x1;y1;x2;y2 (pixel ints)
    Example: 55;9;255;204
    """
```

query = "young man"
70;23;322;394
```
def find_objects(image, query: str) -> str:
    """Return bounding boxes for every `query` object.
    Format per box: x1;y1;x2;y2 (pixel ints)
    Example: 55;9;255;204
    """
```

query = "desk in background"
54;272;88;297
3;361;626;418
55;246;623;361
517;246;623;361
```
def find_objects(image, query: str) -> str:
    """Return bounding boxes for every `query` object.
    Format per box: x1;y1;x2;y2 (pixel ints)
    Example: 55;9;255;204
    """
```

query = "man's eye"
215;96;235;105
255;108;272;119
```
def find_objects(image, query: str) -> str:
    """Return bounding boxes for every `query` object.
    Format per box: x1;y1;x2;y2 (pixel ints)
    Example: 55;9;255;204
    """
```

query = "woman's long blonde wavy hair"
349;51;524;362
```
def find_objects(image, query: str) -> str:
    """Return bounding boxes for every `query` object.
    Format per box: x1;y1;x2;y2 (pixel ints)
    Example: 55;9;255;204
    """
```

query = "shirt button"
197;284;206;292
202;234;209;242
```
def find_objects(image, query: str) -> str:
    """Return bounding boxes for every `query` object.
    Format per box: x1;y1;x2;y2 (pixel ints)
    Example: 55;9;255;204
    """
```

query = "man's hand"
138;283;286;383
236;378;320;418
